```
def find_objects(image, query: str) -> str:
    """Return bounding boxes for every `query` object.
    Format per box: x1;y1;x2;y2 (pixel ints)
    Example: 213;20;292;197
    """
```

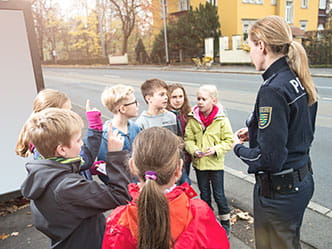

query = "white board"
0;1;44;195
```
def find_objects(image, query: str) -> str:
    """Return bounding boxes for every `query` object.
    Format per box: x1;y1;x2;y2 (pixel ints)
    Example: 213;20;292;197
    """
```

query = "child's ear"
145;95;152;103
55;144;67;157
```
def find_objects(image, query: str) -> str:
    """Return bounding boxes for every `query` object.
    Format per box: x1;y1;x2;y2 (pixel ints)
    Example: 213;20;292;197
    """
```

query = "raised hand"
107;122;124;152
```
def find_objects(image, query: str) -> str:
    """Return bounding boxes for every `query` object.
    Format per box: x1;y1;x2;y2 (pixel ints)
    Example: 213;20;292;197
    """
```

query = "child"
19;88;103;180
136;78;177;134
102;127;230;249
167;83;192;185
93;84;140;184
184;85;234;236
15;108;131;249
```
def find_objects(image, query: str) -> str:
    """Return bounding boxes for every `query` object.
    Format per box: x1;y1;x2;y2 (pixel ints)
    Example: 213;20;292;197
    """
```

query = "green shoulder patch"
259;107;272;129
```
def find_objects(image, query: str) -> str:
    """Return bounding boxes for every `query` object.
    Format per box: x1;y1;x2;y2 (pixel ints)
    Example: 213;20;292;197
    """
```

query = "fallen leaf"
11;232;19;237
237;211;250;220
0;233;10;240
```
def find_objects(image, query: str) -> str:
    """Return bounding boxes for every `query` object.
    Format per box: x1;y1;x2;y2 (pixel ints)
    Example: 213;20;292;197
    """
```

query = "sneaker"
218;219;231;238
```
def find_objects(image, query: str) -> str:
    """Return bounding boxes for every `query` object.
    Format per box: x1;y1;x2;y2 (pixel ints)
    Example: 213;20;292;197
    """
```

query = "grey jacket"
21;151;131;249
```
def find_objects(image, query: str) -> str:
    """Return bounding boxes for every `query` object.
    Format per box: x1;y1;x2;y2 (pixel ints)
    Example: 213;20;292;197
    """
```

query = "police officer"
232;16;318;249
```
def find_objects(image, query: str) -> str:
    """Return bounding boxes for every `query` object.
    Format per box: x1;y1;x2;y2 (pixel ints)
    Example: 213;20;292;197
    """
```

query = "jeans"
177;163;192;185
195;169;230;215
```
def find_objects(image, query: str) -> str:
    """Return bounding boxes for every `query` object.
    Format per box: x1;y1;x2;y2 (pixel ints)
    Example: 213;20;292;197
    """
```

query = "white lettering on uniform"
289;78;304;93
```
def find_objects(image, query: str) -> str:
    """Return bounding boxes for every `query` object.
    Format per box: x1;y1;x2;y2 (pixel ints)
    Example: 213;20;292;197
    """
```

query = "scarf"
199;105;218;128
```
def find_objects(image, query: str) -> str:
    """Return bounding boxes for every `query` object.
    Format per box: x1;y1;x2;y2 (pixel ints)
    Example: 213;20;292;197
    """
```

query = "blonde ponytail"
288;41;317;105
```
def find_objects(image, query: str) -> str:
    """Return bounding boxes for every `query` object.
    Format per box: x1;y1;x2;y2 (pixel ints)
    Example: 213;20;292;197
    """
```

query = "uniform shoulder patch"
259;107;272;129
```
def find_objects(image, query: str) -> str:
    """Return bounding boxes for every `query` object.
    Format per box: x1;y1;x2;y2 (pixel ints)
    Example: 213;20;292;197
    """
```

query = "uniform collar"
262;56;290;81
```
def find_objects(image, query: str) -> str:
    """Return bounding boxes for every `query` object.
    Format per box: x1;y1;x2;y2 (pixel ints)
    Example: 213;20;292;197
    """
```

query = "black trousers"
253;172;314;249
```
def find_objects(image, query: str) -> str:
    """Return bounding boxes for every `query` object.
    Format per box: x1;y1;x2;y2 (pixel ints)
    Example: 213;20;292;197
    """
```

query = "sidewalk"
44;63;332;78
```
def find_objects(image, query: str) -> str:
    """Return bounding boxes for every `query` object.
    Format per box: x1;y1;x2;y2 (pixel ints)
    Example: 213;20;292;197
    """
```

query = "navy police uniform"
234;56;317;249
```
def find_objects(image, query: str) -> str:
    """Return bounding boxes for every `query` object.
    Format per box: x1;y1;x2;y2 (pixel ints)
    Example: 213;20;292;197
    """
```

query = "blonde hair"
140;78;168;104
132;127;182;249
33;89;70;113
101;84;134;113
249;15;317;105
198;84;218;101
16;108;83;158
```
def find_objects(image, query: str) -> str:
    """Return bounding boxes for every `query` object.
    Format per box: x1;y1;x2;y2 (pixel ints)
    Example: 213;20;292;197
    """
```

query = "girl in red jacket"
102;127;230;249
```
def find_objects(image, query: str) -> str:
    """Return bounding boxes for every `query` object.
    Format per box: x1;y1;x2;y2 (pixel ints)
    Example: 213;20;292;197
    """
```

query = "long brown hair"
167;83;191;119
132;127;182;249
249;15;317;105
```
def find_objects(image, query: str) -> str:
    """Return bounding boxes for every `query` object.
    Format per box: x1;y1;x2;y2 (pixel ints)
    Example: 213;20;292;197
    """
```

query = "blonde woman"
232;16;318;249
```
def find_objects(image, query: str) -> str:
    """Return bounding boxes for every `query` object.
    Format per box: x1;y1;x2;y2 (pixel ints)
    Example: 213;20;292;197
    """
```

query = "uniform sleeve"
234;87;289;173
79;128;102;170
184;119;199;156
214;117;234;157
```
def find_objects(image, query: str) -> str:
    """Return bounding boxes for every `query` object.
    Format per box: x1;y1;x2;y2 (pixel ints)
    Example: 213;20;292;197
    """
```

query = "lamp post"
161;0;169;64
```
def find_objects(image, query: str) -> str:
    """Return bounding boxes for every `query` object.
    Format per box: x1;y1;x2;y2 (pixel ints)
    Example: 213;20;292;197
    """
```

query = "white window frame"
300;20;308;31
207;0;218;6
285;1;294;24
179;0;189;11
242;19;257;41
256;0;264;4
271;0;276;5
301;0;309;8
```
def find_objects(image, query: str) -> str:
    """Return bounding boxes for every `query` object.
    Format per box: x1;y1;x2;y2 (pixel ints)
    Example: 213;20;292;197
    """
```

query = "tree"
150;2;220;63
135;38;149;63
108;0;140;55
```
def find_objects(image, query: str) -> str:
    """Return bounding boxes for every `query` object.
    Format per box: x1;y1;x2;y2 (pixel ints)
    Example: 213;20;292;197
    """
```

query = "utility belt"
255;164;312;199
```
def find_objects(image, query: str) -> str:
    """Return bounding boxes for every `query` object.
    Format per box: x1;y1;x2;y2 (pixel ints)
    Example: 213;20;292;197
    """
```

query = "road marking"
224;165;332;218
103;74;120;79
317;86;332;90
321;97;332;101
166;80;201;87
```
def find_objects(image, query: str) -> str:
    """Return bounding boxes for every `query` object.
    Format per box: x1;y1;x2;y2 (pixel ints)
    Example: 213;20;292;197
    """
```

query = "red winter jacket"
102;183;230;249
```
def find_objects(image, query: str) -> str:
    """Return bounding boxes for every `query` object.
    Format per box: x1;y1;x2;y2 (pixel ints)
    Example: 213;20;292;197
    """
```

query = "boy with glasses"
93;84;140;184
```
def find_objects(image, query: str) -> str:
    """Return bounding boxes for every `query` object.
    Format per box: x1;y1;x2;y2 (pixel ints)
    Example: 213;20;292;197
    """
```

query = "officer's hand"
235;127;249;142
107;122;124;152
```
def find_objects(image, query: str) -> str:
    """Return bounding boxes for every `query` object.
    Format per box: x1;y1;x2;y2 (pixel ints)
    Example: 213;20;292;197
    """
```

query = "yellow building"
152;0;319;45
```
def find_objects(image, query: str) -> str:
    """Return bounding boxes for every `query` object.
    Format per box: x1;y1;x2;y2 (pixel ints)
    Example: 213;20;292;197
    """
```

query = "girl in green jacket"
184;84;234;236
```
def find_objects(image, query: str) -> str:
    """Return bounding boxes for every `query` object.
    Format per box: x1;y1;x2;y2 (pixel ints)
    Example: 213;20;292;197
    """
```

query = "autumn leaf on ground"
0;233;10;240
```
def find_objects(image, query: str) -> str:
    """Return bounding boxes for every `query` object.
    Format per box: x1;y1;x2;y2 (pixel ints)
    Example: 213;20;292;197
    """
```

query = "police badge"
259;107;272;129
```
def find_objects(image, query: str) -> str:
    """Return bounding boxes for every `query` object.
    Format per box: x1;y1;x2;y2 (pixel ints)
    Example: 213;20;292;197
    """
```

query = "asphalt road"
42;66;332;210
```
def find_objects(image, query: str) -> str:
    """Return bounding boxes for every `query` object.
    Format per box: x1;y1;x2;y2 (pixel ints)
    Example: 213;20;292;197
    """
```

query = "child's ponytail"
15;121;31;158
137;173;171;249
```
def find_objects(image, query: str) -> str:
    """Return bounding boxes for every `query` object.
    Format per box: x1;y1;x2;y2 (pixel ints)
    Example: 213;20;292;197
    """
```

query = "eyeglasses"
123;100;138;106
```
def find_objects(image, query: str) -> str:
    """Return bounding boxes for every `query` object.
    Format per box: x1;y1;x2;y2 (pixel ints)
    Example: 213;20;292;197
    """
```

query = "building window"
301;0;308;8
242;19;257;41
285;1;294;24
300;20;308;30
256;0;263;4
319;0;326;9
207;0;217;6
179;0;189;11
271;0;276;5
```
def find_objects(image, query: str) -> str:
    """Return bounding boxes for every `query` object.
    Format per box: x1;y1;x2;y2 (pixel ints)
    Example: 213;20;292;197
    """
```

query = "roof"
290;26;306;38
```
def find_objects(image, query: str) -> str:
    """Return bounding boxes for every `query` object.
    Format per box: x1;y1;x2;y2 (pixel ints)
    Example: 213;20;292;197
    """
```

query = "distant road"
42;67;332;210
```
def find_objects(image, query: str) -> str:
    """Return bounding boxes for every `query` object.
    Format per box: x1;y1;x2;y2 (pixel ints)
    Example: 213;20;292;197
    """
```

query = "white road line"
166;80;201;86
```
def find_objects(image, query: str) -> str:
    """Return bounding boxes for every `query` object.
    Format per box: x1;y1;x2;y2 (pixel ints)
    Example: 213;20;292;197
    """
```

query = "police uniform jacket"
233;56;317;174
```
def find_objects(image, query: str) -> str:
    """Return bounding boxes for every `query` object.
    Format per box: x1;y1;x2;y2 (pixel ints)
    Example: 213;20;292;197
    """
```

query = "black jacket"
21;151;131;249
234;57;317;174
